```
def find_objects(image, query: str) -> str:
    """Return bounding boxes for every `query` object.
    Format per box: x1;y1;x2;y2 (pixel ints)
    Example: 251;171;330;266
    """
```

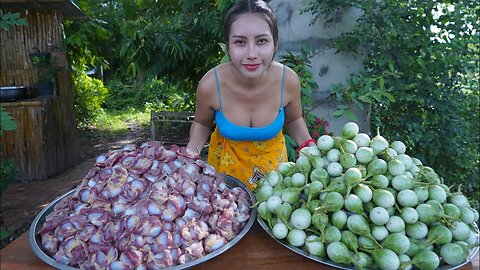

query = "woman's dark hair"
224;0;278;50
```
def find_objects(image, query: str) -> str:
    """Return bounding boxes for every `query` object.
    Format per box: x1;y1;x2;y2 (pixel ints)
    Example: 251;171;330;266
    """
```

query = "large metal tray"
257;216;479;270
29;174;257;270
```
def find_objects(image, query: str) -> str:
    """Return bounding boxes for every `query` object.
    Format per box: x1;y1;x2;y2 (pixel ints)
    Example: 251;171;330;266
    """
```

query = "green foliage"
279;47;318;111
219;43;231;64
284;135;298;162
304;1;479;200
104;78;194;113
64;0;235;93
279;47;331;161
63;0;233;124
0;107;17;136
0;229;9;241
116;0;234;87
0;159;18;197
135;79;194;112
62;8;111;126
32;54;58;83
63;2;111;74
0;108;17;202
73;71;109;126
329;70;398;121
103;79;135;110
0;9;27;31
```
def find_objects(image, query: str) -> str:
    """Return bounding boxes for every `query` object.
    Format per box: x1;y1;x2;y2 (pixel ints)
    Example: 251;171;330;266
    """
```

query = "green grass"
91;108;150;134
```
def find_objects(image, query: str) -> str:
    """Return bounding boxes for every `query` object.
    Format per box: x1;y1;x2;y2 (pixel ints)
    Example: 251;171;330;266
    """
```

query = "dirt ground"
0;122;151;249
78;121;151;161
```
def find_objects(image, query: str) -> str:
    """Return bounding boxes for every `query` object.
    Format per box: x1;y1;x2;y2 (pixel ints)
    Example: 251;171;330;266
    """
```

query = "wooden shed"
0;0;86;182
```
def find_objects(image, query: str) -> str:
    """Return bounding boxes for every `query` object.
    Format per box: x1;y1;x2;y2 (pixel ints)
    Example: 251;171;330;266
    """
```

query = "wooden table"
1;221;477;270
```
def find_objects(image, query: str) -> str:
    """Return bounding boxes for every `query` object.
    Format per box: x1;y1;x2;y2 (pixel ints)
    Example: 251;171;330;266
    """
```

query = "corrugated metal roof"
0;0;86;19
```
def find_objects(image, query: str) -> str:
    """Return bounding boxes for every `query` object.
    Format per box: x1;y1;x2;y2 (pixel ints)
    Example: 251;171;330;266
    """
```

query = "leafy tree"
303;1;479;199
66;0;234;90
63;1;111;72
64;0;237;125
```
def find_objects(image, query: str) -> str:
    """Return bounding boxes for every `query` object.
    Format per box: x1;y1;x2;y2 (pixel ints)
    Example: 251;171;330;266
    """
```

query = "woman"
187;0;315;190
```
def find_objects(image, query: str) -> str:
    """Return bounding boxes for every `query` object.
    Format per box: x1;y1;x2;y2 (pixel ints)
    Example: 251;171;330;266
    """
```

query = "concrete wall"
270;0;371;135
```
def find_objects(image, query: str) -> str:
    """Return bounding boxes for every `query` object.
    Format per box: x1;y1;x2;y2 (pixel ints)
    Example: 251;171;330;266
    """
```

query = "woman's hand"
186;121;212;155
285;116;314;148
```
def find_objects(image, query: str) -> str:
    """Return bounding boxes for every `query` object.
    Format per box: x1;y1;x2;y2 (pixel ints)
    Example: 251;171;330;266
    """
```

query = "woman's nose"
247;42;257;59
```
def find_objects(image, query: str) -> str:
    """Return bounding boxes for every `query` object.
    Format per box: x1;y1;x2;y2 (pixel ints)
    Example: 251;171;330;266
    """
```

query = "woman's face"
228;13;275;79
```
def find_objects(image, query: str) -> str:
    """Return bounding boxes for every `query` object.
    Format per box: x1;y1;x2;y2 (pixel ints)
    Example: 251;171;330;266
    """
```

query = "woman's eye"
233;40;245;45
257;39;268;45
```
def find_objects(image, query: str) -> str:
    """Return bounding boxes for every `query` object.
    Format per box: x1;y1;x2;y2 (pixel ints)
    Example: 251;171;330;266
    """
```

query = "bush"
104;78;195;113
304;0;479;203
74;71;109;126
103;79;135;110
0;159;18;197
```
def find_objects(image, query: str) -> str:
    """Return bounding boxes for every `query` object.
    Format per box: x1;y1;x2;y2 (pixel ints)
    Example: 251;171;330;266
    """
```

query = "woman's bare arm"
186;71;216;154
283;67;315;147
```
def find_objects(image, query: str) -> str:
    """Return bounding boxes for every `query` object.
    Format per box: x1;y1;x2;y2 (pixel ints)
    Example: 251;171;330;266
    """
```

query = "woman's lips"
244;64;260;71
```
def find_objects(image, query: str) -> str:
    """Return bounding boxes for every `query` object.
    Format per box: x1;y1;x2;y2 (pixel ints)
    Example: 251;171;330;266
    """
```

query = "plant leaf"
359;95;372;103
383;92;396;102
372;91;382;102
333;109;344;117
345;110;358;121
1;107;17;135
0;229;10;241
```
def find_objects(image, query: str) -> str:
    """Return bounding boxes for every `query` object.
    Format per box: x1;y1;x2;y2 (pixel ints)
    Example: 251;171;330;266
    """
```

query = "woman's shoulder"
197;66;220;95
274;62;300;91
270;61;299;79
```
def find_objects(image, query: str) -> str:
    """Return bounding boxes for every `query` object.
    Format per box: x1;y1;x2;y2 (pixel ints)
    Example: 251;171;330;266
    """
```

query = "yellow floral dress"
208;126;287;190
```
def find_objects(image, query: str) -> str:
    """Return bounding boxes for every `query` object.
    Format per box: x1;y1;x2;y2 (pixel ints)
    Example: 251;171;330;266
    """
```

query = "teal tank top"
214;65;286;141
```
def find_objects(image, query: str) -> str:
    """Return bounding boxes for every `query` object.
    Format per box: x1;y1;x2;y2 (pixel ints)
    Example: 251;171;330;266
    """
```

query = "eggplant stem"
306;228;322;238
400;261;414;270
352;260;364;270
383;149;395;161
369;234;383;248
394;201;402;213
280;218;292;230
251;200;261;208
334;137;346;154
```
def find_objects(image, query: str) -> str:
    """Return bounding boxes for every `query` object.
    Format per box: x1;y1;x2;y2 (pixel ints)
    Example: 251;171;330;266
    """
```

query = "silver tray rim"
29;174;257;270
257;216;479;270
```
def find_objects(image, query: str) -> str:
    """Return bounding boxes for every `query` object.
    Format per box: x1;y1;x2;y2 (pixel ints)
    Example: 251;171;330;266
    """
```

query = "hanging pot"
35;82;55;97
0;86;27;101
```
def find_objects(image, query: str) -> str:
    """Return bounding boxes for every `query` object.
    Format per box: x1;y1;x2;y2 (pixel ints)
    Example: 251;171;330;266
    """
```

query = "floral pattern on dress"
220;152;235;167
252;141;267;150
208;127;287;191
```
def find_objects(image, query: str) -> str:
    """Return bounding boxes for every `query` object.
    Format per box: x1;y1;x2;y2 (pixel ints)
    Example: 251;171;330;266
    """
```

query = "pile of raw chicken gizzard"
37;142;252;269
